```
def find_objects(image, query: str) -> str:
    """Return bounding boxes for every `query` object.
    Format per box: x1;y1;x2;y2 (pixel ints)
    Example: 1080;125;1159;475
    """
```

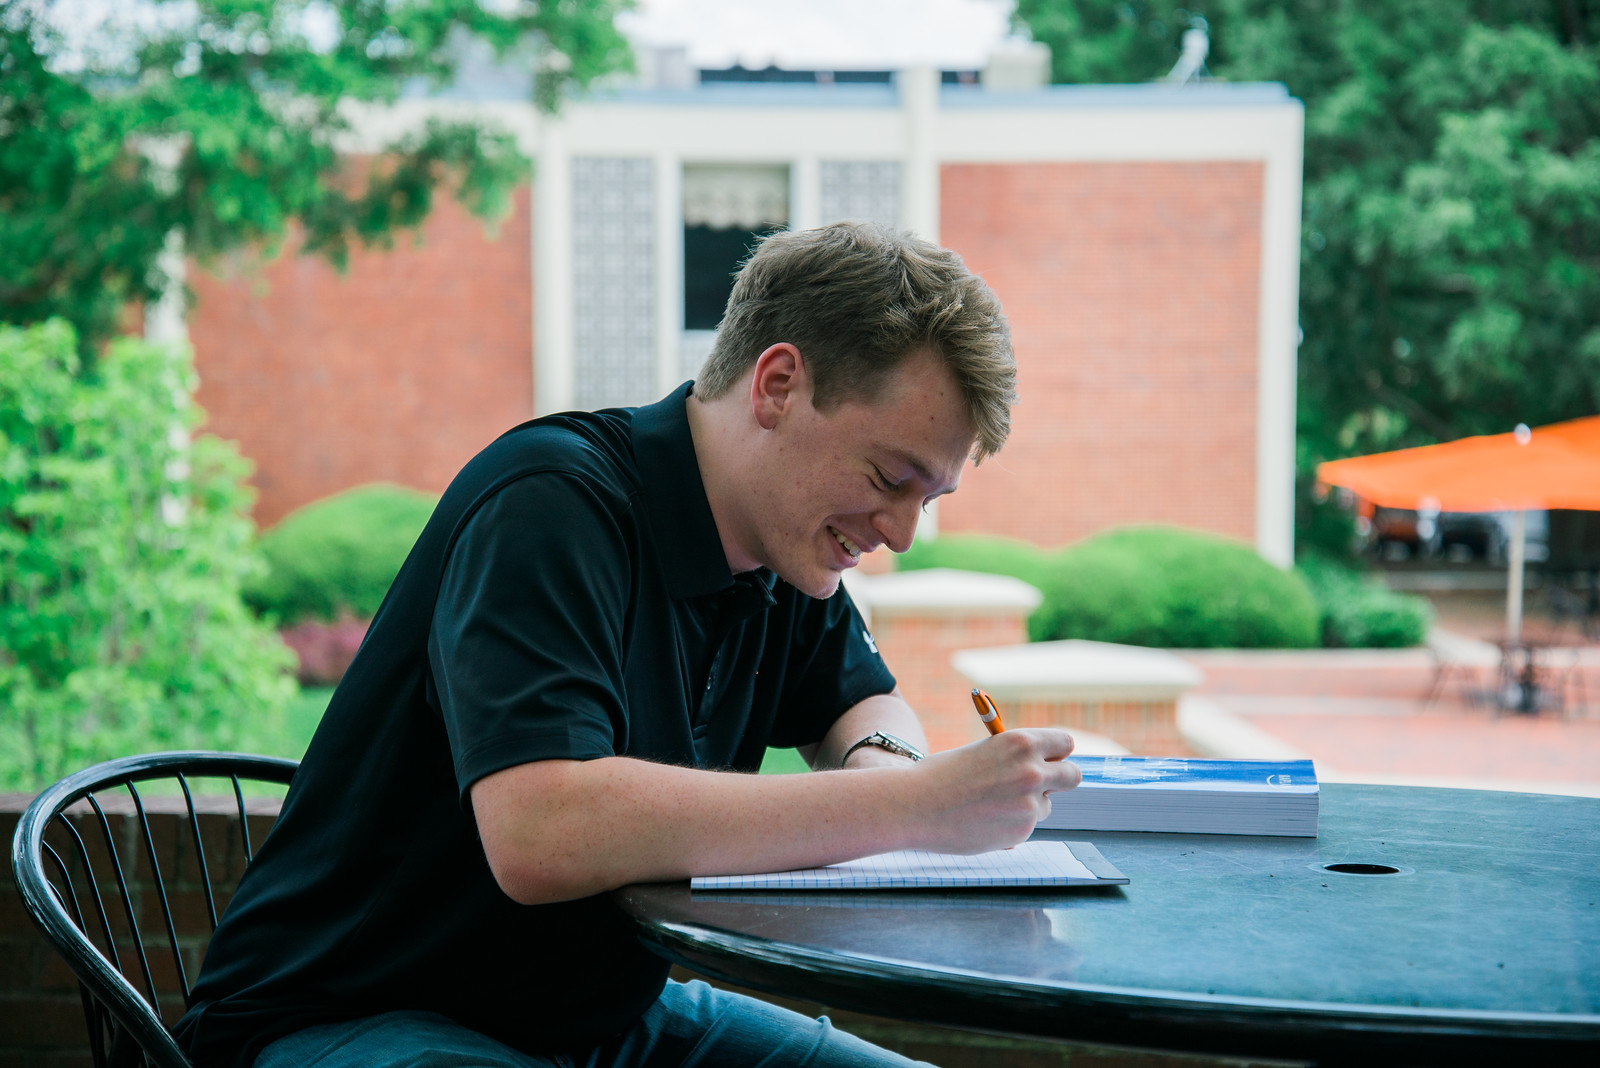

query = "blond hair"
695;223;1016;461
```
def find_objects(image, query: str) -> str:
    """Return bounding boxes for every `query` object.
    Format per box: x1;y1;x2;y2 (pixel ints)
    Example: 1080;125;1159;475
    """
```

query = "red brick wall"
188;185;535;528
939;161;1264;549
869;611;1031;753
1000;697;1192;757
1;795;279;1068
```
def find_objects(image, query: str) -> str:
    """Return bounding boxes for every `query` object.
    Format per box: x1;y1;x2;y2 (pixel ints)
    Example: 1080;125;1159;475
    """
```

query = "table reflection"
671;887;1120;982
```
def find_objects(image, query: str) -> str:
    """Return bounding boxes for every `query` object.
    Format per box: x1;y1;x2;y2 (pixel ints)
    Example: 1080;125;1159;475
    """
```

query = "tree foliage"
0;321;297;789
1014;1;1600;469
0;0;633;355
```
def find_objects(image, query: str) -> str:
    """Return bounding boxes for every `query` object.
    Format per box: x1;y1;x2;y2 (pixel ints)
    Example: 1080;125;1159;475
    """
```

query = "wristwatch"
842;731;926;766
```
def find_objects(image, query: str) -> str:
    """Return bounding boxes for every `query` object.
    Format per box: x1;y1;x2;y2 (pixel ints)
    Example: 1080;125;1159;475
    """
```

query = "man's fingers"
1046;758;1082;793
1003;726;1076;760
990;729;1081;793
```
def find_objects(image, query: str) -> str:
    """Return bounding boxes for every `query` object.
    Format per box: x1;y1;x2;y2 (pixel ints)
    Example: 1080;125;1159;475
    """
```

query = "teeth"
832;528;862;558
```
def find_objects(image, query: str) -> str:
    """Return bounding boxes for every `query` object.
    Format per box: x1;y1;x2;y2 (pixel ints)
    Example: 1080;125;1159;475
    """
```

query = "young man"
176;223;1082;1068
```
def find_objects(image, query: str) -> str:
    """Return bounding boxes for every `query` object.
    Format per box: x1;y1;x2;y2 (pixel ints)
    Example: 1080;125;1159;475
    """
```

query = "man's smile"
828;525;865;561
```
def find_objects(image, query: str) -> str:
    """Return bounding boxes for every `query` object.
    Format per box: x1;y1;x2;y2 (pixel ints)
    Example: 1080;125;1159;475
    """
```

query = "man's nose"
875;497;921;555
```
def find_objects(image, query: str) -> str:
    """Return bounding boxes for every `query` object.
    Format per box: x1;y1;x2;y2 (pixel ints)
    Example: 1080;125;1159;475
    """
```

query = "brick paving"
1204;693;1600;794
1173;593;1600;793
1160;585;1600;794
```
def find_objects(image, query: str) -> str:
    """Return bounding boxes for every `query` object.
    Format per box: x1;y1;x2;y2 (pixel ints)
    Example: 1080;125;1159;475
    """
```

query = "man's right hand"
906;729;1082;855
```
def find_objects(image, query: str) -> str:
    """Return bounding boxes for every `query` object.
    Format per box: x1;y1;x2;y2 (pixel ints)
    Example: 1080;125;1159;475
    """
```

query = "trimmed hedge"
1294;555;1433;648
901;526;1323;649
897;532;1053;590
1030;526;1321;648
244;483;439;625
901;528;1432;649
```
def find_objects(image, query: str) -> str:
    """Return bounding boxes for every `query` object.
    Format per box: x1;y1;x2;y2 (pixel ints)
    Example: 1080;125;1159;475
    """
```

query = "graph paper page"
691;840;1109;890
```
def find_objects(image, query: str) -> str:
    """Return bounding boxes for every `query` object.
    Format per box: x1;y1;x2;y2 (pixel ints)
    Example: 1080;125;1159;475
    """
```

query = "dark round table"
615;784;1599;1065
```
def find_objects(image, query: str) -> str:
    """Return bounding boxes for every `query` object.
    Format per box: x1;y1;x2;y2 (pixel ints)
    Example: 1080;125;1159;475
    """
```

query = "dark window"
698;65;893;84
683;226;779;331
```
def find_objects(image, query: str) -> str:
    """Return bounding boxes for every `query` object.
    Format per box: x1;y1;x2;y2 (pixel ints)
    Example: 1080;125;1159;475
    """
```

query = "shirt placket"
692;576;775;734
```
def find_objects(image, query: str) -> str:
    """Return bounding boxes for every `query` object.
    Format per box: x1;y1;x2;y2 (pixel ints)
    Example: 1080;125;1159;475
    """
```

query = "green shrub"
897;532;1053;589
1031;526;1321;648
1295;555;1433;648
899;526;1321;649
245;484;439;625
0;321;296;789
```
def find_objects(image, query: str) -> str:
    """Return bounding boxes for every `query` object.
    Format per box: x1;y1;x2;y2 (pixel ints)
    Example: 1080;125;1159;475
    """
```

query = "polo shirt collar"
632;381;746;600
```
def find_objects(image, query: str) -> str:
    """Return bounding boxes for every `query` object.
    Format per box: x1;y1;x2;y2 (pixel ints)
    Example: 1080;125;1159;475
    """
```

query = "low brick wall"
2;792;278;1068
845;569;1043;753
871;611;1034;751
998;697;1192;756
1;794;91;1068
954;641;1205;756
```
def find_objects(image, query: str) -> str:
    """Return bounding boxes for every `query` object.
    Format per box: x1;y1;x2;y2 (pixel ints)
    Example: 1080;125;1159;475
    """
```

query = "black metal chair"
10;751;298;1068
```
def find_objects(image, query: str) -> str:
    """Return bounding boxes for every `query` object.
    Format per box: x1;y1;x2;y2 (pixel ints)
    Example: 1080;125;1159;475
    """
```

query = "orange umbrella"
1316;415;1600;513
1317;414;1600;643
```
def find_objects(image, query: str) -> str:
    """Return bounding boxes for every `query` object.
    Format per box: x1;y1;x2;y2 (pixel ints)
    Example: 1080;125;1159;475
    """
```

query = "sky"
23;0;1020;73
618;0;1017;70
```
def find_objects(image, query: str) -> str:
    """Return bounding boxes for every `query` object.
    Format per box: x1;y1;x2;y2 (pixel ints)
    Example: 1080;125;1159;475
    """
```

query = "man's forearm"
472;724;1081;907
472;756;923;905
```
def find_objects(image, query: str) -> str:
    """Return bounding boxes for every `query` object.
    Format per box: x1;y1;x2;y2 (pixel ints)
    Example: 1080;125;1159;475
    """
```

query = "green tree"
0;0;632;355
1014;0;1199;84
0;321;298;789
1015;1;1600;468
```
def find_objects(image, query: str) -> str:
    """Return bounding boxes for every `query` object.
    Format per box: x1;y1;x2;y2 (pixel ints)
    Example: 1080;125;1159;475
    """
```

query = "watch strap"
842;731;926;765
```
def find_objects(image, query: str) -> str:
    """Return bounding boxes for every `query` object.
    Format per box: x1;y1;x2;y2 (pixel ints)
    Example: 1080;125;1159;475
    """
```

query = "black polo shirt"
175;384;896;1068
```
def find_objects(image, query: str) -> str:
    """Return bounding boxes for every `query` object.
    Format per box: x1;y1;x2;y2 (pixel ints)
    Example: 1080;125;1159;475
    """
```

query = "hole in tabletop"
1322;862;1403;876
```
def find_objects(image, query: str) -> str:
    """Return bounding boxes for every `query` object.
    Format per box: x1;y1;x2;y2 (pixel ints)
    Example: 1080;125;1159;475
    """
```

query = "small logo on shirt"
862;629;879;655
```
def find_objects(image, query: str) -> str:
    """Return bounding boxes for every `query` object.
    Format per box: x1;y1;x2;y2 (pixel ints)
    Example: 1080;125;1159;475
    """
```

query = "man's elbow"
471;762;606;906
481;839;600;906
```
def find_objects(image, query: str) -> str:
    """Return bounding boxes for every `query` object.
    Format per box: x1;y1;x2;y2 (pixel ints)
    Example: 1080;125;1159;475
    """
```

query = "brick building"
184;68;1303;564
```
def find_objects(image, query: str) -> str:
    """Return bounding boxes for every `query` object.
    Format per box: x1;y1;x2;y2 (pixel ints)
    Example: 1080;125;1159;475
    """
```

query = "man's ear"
748;343;806;431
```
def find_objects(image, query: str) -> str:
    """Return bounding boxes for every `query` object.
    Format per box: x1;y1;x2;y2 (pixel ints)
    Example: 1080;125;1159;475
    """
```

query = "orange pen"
970;688;1005;735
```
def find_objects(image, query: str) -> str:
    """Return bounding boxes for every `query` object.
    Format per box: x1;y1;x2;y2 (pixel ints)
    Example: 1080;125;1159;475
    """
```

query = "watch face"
843;731;926;766
874;732;925;761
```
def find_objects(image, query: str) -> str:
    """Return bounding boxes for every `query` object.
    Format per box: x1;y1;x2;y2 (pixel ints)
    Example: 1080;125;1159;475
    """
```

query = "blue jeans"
252;980;935;1068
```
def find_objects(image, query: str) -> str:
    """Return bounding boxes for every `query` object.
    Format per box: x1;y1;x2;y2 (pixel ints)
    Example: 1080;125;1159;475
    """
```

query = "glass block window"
680;328;718;384
820;161;901;229
572;157;656;410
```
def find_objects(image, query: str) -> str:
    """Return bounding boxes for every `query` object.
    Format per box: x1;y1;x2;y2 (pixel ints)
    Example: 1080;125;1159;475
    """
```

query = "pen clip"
970;688;1004;733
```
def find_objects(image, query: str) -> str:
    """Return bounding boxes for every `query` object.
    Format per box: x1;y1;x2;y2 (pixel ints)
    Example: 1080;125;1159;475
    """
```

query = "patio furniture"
1547;580;1600;643
1421;628;1498;710
10;751;297;1068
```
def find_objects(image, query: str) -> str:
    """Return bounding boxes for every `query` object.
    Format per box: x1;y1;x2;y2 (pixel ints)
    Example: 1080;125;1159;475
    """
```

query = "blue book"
1039;756;1319;837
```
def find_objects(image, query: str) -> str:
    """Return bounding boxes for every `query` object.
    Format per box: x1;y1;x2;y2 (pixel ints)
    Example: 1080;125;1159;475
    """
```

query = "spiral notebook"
690;840;1127;891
